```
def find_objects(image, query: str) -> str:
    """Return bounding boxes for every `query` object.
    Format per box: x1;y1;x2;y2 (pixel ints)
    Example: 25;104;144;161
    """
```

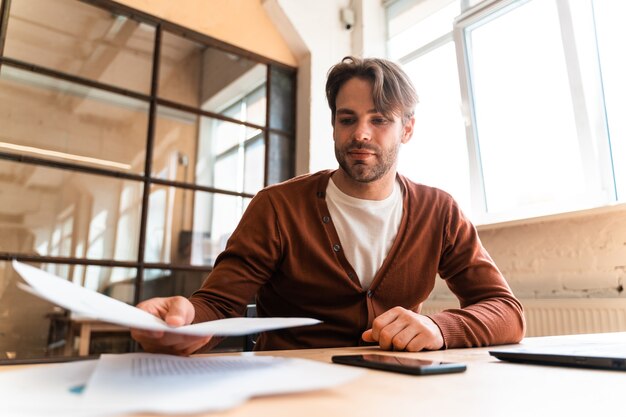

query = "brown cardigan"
190;170;525;350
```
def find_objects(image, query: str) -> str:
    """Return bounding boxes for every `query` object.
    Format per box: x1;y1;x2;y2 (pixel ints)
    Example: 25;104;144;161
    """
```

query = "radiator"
421;298;626;337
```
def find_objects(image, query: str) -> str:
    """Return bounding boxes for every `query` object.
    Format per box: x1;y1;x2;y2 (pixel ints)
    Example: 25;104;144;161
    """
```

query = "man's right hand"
131;296;212;356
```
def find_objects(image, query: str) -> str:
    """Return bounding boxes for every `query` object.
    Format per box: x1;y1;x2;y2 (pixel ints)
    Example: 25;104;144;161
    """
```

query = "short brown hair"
325;56;418;124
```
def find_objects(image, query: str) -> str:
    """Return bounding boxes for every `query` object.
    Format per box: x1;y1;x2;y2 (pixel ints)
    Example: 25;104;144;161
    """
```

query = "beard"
335;140;400;183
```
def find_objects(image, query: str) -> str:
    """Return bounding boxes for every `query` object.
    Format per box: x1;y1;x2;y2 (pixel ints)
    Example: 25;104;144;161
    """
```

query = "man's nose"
352;120;372;141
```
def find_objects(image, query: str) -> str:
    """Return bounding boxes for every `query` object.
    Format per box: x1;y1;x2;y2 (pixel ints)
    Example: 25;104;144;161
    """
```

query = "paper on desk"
12;260;321;336
0;359;105;417
82;353;364;414
0;353;364;416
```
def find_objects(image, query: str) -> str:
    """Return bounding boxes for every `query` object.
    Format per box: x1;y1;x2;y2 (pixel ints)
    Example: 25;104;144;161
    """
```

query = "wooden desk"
65;318;129;356
215;333;626;417
3;332;625;416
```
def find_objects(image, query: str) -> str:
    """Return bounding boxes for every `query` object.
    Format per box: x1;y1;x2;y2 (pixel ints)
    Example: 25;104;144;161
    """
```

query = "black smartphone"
331;354;466;375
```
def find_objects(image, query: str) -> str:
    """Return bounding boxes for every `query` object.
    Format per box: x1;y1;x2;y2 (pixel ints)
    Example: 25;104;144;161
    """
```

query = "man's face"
333;77;413;183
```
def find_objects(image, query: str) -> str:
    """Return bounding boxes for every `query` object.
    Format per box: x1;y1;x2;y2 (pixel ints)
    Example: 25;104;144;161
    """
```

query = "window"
0;0;296;361
387;0;626;224
387;0;471;214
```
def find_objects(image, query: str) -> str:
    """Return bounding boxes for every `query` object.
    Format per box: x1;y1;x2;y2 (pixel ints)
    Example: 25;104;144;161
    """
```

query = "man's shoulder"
398;174;455;203
260;170;332;196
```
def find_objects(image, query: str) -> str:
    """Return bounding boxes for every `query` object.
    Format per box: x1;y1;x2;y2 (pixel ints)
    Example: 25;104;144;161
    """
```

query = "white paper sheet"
0;360;106;417
0;354;364;416
12;260;321;336
82;353;364;414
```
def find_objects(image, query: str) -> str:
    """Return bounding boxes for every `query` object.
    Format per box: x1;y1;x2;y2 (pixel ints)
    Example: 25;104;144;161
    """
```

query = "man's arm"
189;190;282;324
132;190;281;354
429;199;526;348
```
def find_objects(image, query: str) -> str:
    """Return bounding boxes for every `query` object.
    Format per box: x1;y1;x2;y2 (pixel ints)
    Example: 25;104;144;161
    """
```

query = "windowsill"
476;202;626;231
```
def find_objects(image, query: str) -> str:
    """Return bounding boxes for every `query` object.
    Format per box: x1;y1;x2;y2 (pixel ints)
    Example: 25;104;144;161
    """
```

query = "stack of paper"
0;352;364;416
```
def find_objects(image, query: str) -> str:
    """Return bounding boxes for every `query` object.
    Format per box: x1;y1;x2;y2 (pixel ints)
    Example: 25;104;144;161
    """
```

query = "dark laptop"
489;341;626;371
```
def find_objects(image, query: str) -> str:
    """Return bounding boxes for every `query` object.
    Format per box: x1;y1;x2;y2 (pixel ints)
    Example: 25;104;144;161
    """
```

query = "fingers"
362;307;444;352
132;296;208;356
131;327;213;356
163;296;195;327
136;296;194;327
135;333;213;356
361;329;374;342
130;328;164;340
364;307;409;350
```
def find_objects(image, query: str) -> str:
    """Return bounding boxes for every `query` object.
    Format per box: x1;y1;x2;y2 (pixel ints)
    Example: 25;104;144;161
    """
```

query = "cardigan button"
317;191;325;198
366;290;373;298
322;216;330;223
333;244;341;252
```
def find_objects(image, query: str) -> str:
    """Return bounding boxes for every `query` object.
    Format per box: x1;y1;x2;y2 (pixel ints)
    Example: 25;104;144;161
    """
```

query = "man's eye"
338;118;355;125
372;118;389;125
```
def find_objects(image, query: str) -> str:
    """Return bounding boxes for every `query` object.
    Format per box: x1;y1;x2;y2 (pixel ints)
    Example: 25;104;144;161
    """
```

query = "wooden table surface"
3;332;625;417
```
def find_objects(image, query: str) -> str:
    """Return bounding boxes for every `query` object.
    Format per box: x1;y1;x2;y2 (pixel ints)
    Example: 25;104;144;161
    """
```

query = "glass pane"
159;32;267;126
0;261;135;361
214;151;239;190
201;49;267;125
195;116;264;192
0;159;142;261
388;0;460;60
594;1;626;200
152;106;199;182
398;42;471;214
147;187;246;267
0;65;149;174
140;269;208;300
4;0;155;94
246;85;267;127
267;133;294;185
268;66;295;132
244;137;265;193
158;32;203;107
467;0;592;215
153;108;265;192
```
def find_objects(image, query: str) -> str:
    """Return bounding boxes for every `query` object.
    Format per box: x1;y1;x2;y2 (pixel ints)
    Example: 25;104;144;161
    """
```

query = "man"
132;56;525;355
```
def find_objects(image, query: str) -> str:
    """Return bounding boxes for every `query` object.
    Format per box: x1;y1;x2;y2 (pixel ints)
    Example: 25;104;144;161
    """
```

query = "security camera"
341;8;355;30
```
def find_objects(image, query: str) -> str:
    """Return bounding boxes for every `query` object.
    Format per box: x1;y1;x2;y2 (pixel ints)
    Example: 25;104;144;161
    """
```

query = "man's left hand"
361;306;444;351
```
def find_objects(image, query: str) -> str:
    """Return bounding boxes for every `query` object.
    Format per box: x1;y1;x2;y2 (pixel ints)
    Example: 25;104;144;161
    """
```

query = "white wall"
264;0;388;175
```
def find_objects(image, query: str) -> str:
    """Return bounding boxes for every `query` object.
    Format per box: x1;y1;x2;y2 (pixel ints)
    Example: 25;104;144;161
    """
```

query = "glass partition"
268;66;295;133
0;0;295;362
153;107;265;192
3;0;155;94
159;32;268;127
0;261;136;360
146;186;247;267
0;159;143;261
0;66;149;174
152;106;199;183
267;133;294;185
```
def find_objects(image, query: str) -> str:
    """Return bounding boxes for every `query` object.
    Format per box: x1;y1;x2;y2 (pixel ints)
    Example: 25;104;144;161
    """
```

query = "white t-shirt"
325;178;403;290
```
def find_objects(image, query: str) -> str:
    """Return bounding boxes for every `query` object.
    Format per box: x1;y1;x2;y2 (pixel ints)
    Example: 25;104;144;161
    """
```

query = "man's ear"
401;116;415;144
